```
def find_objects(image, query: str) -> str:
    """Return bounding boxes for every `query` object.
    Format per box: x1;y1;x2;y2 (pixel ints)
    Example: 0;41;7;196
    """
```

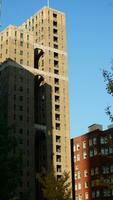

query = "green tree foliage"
37;168;72;200
0;122;22;200
103;61;113;122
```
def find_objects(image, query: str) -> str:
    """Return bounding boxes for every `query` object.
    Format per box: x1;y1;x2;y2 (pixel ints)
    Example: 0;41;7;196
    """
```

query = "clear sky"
1;0;113;137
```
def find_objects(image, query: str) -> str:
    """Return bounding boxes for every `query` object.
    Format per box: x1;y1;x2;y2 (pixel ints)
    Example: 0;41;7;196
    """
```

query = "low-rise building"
71;124;113;200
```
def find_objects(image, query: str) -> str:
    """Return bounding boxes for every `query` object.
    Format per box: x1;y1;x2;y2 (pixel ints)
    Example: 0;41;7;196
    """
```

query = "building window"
56;155;61;162
101;148;105;155
91;180;95;187
74;173;77;180
20;59;23;64
91;169;94;176
19;96;23;101
27;182;30;187
53;36;58;43
55;95;60;103
105;148;109;155
78;183;81;190
78;171;81;179
77;144;80;151
93;137;97;145
92;191;95;199
90;150;93;157
54;52;58;58
19;106;23;111
20;50;23;55
54;69;59;75
55;104;60;112
75;184;77;191
54;78;59;85
27;61;29;66
20;33;23;39
55;114;60;121
73;145;76;152
84;169;88;177
55;86;59;94
54;44;58;49
74;155;76;162
6;40;8;45
15;31;17;37
75;165;79;170
14;95;16;100
102;166;109;174
56;123;60;130
100;137;105;144
19;128;23;134
19;115;23;121
95;167;99;175
110;165;113;173
53;21;57;27
56;136;61;143
89;139;92;146
96;190;100;197
103;189;110;197
53;13;57;18
20;41;23;46
94;148;97;156
104;137;108;144
27;43;29;48
85;192;89;199
85;182;88;189
79;194;82;200
77;154;80;161
54;60;59;68
83;141;86;149
83;152;87;159
19;86;23;92
57;165;61;173
56;145;61;153
53;28;58;34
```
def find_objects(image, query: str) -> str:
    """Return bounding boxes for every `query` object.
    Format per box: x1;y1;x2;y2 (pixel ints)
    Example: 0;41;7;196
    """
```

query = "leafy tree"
0;122;22;200
103;60;113;122
37;168;72;200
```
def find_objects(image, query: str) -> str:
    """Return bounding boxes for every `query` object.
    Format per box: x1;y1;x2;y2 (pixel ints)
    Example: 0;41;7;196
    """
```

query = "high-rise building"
71;124;113;200
20;6;71;177
0;6;71;199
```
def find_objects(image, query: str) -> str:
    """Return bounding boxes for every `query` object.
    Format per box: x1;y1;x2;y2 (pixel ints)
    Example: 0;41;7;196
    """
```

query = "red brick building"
71;124;113;200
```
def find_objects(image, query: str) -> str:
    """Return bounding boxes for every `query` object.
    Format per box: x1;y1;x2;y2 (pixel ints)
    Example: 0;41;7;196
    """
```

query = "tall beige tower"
20;6;71;176
0;6;71;196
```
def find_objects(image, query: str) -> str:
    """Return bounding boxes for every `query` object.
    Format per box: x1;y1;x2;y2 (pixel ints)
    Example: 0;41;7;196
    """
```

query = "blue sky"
1;0;113;137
